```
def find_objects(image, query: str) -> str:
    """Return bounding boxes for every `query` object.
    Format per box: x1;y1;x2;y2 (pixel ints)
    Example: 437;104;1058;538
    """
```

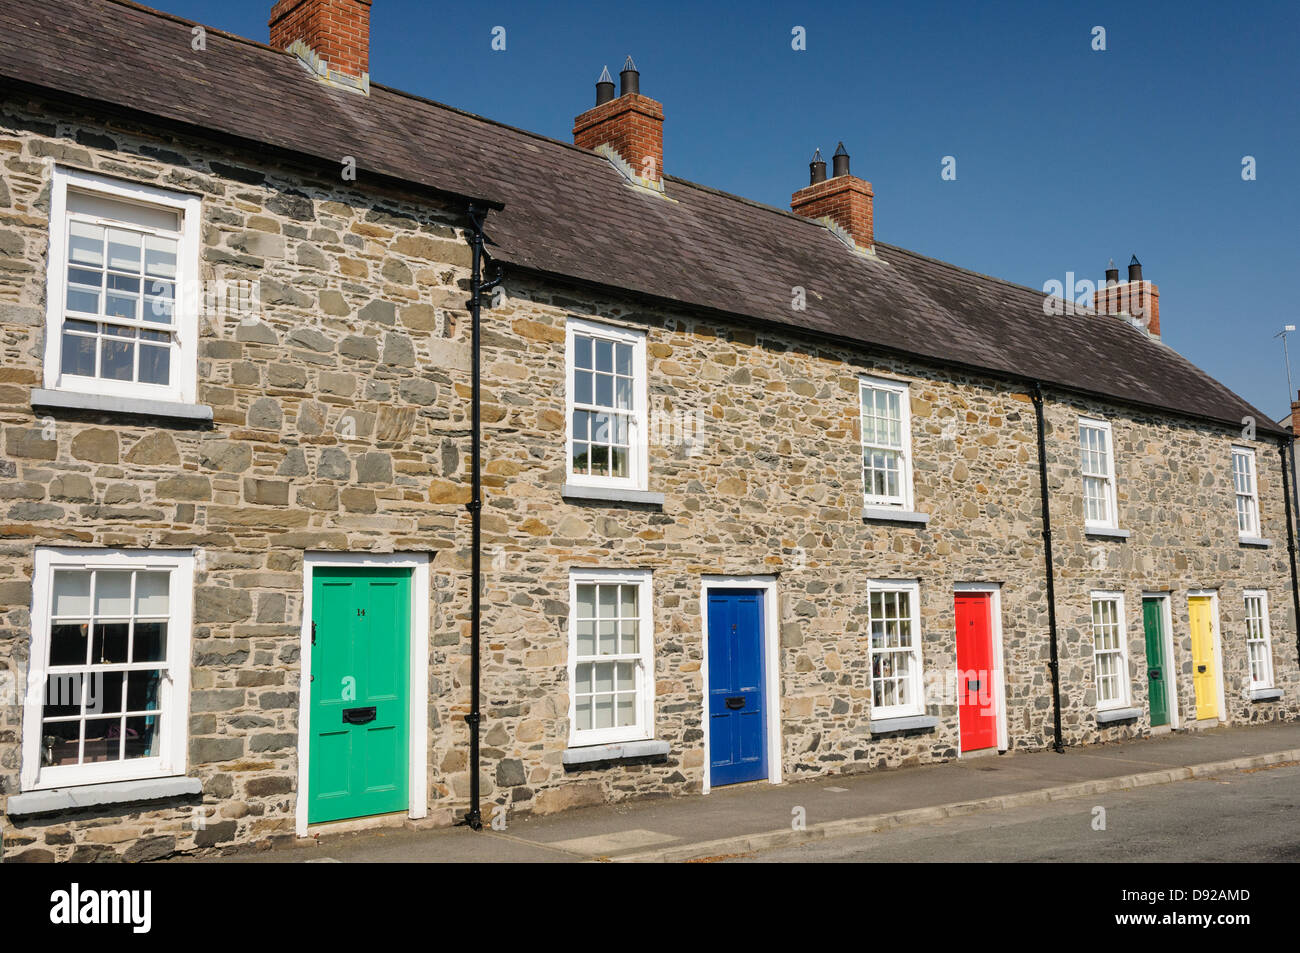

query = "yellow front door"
1188;596;1219;720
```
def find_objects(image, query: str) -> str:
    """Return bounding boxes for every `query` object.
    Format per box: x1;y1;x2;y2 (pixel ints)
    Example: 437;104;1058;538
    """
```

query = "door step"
304;810;411;839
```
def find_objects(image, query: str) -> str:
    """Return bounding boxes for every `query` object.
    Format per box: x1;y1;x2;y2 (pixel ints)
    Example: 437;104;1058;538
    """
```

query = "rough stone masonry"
0;91;1295;862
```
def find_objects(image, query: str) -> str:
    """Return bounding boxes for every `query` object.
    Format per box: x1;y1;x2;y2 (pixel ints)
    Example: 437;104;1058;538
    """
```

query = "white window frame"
1232;446;1261;539
866;579;925;719
566;568;655;747
1243;589;1274;691
1090;590;1131;711
859;374;914;510
1079;416;1119;530
21;547;194;791
43;167;202;405
564;318;649;492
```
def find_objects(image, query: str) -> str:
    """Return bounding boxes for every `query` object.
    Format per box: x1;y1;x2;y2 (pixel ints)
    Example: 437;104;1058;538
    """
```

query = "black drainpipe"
1030;382;1066;753
1278;441;1300;669
464;205;503;831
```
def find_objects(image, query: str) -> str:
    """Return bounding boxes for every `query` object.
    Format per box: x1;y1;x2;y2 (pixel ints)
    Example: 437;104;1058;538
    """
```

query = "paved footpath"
191;721;1300;863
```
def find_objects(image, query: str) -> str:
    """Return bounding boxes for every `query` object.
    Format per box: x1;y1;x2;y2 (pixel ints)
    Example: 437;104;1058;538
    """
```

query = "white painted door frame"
953;582;1008;754
699;575;782;795
295;552;430;836
1141;591;1180;730
1187;588;1227;724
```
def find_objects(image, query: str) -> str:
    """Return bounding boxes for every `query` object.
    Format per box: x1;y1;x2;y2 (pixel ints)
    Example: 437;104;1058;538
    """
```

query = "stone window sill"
862;506;930;525
1085;526;1131;540
32;388;213;423
6;776;203;817
1250;688;1283;702
1096;706;1142;724
561;739;670;768
1238;537;1272;549
868;714;939;734
561;483;665;507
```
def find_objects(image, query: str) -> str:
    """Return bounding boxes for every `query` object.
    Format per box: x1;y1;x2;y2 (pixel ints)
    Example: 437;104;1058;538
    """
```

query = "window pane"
574;334;592;370
132;621;168;663
615;376;632;410
143;235;177;279
42;674;82;718
593;662;614;693
595;339;613;373
125;670;164;713
94;572;132;617
138;343;170;386
610;446;628;478
123;714;160;760
575;584;596;618
574;662;592;695
61;329;97;377
82;717;123;763
105;290;139;320
100;335;135;381
619;619;638;653
616;693;636;727
615;661;635;691
144;280;175;324
594;694;613;729
40;720;81;767
52;571;91;617
595;373;613;407
598;619;616;655
575;697;592;731
574;368;593;405
597;585;617;618
68;221;104;266
98;671;125;713
49;623;89;667
619;584;638;618
66;284;100;315
107;229;142;272
91;622;130;665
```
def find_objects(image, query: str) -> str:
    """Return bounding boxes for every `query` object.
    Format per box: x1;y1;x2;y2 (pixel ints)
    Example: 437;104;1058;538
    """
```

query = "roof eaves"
0;75;504;212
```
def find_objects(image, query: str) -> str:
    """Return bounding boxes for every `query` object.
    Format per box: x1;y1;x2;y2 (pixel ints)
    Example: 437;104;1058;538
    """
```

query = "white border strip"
954;582;1008;753
699;575;781;795
296;552;429;837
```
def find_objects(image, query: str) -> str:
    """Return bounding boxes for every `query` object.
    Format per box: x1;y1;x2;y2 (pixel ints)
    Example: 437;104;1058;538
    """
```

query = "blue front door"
708;589;767;786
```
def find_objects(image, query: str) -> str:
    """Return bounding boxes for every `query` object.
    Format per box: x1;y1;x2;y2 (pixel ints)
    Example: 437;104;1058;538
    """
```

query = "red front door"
955;591;998;752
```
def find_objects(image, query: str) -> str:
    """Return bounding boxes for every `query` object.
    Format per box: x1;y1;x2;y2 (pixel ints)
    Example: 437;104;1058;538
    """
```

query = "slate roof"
0;0;1284;436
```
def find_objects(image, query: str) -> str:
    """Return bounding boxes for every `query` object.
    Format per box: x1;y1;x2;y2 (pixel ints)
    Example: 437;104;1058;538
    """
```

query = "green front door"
309;567;410;824
1142;598;1169;727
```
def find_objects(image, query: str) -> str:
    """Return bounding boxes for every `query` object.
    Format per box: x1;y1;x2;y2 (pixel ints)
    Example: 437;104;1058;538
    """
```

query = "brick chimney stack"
574;57;665;187
791;142;874;251
1291;390;1300;437
270;0;371;93
1093;255;1161;337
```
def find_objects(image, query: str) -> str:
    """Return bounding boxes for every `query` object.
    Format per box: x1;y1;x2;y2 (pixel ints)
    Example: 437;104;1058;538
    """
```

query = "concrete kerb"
606;747;1300;863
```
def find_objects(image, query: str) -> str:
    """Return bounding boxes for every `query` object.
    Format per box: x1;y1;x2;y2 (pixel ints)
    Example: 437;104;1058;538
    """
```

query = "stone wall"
0;98;476;860
0;95;1295;861
469;277;1298;824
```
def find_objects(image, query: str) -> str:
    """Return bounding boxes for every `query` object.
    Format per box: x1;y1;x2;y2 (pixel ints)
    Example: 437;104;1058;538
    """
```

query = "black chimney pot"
1105;258;1119;285
1128;254;1143;283
809;148;827;184
620;55;639;96
832;141;850;178
595;66;615;106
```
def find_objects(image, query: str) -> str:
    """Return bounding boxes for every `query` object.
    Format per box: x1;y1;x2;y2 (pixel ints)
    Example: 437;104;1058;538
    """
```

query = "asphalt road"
729;762;1300;863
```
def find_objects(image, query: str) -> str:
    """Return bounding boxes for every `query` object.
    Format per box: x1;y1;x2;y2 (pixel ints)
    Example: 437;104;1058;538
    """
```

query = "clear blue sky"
164;0;1300;420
